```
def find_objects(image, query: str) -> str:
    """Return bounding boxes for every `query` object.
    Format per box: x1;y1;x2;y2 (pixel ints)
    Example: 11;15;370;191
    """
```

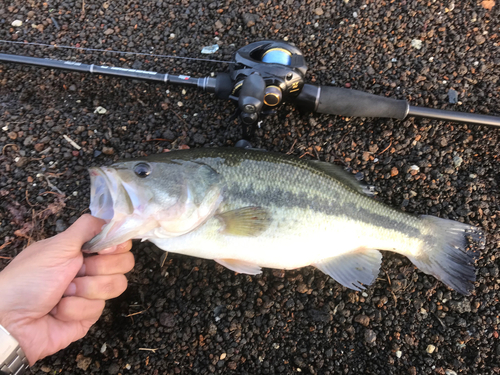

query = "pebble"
445;370;457;375
159;312;176;327
364;330;377;343
108;363;120;375
426;344;436;354
11;20;23;27
102;146;114;155
448;89;458;103
411;39;423;49
55;220;67;233
396;351;402;358
94;106;107;114
354;314;370;326
314;8;324;16
475;35;486;45
453;156;463;167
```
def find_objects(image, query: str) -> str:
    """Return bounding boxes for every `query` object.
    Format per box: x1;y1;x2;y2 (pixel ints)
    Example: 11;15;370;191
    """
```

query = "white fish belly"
149;206;423;270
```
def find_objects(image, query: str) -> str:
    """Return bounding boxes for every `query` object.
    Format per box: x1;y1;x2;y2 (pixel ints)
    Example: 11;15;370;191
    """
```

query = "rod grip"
315;85;409;119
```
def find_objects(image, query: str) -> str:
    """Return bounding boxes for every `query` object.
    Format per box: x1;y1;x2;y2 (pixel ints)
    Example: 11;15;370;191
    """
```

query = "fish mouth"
88;167;117;222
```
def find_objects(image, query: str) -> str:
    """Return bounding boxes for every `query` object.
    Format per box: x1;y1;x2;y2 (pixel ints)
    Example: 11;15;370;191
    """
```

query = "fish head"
83;158;223;252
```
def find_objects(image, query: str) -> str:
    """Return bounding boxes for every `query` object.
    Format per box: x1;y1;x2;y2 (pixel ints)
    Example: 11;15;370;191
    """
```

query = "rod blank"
407;106;500;128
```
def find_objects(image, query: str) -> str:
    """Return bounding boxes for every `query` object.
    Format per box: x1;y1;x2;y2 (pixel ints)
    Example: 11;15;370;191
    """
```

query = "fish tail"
407;215;485;295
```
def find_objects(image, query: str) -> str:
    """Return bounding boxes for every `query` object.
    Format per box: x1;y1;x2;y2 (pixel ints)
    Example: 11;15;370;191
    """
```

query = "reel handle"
238;72;266;138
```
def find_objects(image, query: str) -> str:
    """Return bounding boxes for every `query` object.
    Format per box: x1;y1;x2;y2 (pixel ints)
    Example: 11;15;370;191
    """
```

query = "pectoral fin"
215;259;262;275
313;249;382;291
217;207;271;237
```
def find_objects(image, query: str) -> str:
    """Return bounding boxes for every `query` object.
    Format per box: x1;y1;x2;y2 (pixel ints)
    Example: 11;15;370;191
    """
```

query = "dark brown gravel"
1;1;500;374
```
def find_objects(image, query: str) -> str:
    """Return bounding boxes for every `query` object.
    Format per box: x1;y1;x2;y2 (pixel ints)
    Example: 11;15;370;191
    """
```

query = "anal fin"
215;259;262;275
313;249;382;291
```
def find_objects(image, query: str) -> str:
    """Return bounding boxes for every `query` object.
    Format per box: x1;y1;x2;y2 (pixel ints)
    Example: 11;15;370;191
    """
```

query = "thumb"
56;214;107;248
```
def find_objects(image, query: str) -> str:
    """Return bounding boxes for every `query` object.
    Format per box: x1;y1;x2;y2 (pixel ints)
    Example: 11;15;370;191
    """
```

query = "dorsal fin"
309;160;375;197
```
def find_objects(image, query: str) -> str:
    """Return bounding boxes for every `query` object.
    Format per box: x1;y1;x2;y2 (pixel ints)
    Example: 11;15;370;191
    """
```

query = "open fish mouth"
88;167;117;222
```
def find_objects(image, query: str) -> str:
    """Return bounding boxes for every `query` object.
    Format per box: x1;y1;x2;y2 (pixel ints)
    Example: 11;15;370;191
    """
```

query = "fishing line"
0;39;232;64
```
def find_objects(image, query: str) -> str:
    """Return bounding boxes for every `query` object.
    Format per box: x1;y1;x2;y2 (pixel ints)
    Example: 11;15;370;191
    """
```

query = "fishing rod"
1;40;499;140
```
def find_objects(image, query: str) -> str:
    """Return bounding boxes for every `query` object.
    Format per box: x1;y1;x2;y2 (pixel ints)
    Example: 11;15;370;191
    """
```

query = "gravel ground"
1;1;500;374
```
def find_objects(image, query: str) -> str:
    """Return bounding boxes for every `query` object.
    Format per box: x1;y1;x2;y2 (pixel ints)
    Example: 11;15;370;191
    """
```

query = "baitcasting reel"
0;40;499;140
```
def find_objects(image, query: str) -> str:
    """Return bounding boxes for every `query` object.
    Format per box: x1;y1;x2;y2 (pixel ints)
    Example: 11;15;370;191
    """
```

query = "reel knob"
263;86;282;107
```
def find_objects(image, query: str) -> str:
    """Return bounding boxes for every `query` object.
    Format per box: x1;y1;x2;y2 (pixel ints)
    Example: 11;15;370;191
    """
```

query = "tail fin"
408;215;485;295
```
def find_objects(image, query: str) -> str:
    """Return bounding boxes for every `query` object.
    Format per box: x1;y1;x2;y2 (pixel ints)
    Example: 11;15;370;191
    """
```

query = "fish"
82;147;485;295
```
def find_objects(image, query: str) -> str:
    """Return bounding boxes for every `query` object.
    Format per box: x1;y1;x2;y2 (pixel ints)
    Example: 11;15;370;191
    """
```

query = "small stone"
364;329;377;343
72;150;80;157
94;106;107;114
108;363;120;375
214;20;223;29
426;344;436;354
396;351;402;358
56;219;67;233
353;11;358;17
354;314;370;326
12;20;23;27
23;135;34;146
94;150;102;158
366;66;375;75
408;367;417;375
475;35;486;45
445;370;457;375
411;39;423;49
40;365;51;373
100;343;107;353
177;101;183;107
220;353;226;360
76;354;92;371
104;28;114;35
69;84;76;91
314;7;324;16
159;312;176;327
15;157;29;168
169;33;176;39
193;133;206;144
391;167;399;177
8;131;17;140
227;362;237;370
34;143;45;152
296;283;308;293
102;146;114;155
448;89;458;103
453;156;463;167
345;82;351;88
27;11;35;17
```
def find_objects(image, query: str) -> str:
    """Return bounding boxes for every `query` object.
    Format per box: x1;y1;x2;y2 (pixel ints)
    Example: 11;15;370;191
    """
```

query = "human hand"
0;214;135;365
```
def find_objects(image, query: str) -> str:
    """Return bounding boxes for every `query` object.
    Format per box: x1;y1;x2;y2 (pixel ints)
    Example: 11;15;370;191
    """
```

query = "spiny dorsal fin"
309;160;375;197
217;206;271;237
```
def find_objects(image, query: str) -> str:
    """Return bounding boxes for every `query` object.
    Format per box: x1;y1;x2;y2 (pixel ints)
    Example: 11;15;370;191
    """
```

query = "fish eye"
134;163;152;178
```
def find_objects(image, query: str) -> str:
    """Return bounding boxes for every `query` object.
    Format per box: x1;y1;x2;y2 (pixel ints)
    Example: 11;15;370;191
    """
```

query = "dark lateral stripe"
227;185;422;238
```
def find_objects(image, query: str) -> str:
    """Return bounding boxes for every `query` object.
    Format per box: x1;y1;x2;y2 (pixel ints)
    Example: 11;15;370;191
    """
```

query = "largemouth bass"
83;147;484;295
